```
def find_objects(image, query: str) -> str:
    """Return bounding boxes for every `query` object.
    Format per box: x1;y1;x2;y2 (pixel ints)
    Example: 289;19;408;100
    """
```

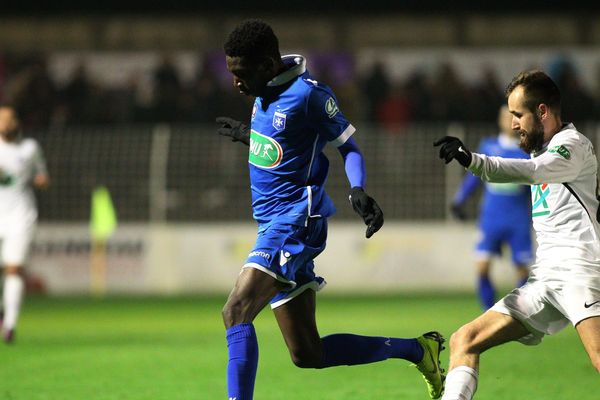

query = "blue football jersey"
248;55;355;227
455;134;531;226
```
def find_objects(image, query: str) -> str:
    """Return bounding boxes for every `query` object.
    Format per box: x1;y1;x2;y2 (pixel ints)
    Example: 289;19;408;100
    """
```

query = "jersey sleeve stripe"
330;124;356;147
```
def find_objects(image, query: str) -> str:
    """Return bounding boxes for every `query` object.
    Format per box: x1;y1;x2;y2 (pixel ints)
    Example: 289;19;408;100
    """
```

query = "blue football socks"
319;333;424;367
478;275;496;310
226;323;258;400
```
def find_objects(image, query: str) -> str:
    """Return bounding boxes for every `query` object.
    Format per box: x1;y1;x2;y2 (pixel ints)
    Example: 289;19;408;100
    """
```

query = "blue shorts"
476;222;533;265
243;218;327;308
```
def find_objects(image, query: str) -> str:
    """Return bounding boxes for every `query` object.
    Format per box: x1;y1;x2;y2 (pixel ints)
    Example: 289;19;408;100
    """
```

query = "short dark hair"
505;70;561;115
224;19;280;63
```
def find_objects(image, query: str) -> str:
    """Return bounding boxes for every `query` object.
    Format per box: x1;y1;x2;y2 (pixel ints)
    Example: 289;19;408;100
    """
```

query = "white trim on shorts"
242;262;297;289
270;279;327;309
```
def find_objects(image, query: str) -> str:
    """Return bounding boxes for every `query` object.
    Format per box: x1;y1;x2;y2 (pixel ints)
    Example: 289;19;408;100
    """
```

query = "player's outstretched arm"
433;136;472;167
215;117;250;146
338;138;384;238
349;187;384;238
436;134;584;185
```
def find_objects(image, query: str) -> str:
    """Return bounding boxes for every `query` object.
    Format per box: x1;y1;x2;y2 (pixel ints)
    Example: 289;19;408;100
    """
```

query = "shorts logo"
249;130;283;169
279;250;291;266
549;144;571;160
325;97;339;118
531;183;550;217
584;300;600;308
248;250;271;260
272;111;286;132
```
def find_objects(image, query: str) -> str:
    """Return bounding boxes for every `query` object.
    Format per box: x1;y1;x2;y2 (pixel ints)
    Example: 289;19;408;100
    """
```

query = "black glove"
216;117;250;146
349;187;384;238
433;136;472;167
450;202;467;221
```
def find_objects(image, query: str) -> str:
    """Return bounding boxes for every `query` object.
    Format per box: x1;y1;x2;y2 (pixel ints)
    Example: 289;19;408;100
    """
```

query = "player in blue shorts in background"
215;19;445;400
450;105;533;310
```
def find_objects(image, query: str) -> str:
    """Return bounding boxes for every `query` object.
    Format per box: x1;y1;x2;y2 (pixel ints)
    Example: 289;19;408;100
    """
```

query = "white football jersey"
0;136;47;226
469;123;600;284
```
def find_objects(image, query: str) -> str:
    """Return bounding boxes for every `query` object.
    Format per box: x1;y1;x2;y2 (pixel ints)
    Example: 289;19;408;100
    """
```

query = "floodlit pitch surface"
1;293;598;399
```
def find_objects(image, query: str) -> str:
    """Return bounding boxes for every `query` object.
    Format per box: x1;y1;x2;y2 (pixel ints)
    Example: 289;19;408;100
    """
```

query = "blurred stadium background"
2;3;600;399
5;4;600;294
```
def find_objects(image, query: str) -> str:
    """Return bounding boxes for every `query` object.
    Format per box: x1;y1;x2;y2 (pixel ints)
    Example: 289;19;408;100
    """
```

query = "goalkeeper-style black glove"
433;136;472;168
216;117;250;146
450;202;467;221
349;187;384;238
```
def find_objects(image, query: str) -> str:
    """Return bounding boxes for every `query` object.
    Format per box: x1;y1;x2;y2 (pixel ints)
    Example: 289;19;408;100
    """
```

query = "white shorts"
0;225;35;266
491;278;600;345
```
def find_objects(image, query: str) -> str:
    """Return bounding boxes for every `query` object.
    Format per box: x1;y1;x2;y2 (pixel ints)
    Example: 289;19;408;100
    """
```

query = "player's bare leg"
273;289;323;367
2;265;25;343
222;267;287;400
575;316;600;373
274;290;446;398
222;267;285;328
442;311;530;400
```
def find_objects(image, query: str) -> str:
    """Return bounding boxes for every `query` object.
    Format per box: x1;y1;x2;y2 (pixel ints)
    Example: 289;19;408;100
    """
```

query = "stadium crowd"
0;51;598;131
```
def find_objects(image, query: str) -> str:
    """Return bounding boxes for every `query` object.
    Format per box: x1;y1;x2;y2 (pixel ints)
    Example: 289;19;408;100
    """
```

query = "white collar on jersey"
534;122;576;156
266;54;306;87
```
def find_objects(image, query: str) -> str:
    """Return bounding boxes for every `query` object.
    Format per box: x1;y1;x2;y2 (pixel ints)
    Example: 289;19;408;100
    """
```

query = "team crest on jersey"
549;144;571;160
531;183;551;217
251;103;257;120
272;111;286;132
325;97;339;118
249;130;283;169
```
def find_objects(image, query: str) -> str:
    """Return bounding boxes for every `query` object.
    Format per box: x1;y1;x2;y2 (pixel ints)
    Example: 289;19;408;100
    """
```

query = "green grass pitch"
1;293;598;399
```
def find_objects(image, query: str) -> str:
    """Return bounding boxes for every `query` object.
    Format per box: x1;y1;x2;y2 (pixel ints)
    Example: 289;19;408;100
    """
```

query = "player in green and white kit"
435;70;600;399
0;105;49;343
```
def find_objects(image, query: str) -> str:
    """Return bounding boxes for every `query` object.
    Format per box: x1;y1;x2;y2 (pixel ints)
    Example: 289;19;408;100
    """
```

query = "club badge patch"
549;145;571;160
325;97;339;118
272;111;286;132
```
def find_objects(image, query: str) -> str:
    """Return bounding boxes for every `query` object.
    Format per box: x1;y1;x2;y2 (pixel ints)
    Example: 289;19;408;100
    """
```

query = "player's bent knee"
450;324;479;355
222;299;248;328
289;348;322;369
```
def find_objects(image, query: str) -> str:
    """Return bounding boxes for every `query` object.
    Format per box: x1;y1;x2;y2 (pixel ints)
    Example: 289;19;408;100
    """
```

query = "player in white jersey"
435;70;600;399
0;105;49;343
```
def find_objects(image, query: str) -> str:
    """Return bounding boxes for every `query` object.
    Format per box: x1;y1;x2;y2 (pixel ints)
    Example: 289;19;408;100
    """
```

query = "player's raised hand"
216;116;250;145
349;187;384;238
433;136;472;167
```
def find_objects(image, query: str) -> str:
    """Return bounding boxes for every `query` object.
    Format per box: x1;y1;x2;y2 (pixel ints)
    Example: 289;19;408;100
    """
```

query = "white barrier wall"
29;222;533;294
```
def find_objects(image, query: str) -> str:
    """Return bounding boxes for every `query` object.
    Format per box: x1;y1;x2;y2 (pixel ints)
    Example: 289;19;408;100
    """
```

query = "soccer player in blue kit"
216;20;446;400
450;105;533;310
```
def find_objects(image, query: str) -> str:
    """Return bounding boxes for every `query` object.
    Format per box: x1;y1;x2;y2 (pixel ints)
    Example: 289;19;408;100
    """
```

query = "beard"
0;129;18;141
518;118;545;154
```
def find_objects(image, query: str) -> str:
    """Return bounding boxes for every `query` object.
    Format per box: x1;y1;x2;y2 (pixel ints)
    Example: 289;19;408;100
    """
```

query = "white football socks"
3;275;24;330
441;366;479;400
